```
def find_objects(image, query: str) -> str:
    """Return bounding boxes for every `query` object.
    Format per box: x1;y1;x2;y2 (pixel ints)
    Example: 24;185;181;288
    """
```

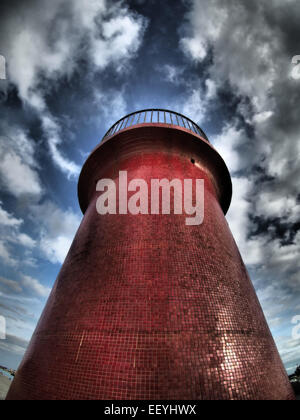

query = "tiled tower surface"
7;110;295;400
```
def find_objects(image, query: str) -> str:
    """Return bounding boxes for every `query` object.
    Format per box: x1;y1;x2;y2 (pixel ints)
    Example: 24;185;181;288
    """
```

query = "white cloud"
0;277;22;293
93;89;127;130
227;174;300;277
268;231;300;272
212;124;248;173
226;176;264;266
0;334;29;356
180;0;300;175
252;111;274;124
0;135;42;198
40;235;74;266
205;79;217;100
0;240;17;267
181;1;300;277
30;201;81;264
159;64;185;85
180;0;279;113
182;88;206;125
255;192;300;224
15;233;36;249
276;335;300;371
0;151;42;197
0;201;37;270
180;0;300;193
0;129;38;168
180;37;207;62
41;115;81;178
22;275;51;298
91;13;146;71
2;0;147;178
0;202;22;227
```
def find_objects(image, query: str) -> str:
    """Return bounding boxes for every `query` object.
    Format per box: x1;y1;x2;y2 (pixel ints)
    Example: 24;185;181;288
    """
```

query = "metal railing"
102;109;209;141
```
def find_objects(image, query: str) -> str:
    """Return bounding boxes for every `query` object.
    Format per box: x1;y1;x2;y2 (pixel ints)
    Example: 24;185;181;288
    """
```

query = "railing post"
102;110;208;142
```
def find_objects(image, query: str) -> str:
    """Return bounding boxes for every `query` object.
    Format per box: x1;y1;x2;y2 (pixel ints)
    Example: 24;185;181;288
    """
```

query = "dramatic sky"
0;0;299;373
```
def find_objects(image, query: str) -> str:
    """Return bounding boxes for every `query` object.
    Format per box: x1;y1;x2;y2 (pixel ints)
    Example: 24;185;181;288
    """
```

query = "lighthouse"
7;109;295;400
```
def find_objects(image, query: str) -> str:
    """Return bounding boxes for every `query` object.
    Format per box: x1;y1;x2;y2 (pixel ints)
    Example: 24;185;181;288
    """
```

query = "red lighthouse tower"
7;110;294;400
